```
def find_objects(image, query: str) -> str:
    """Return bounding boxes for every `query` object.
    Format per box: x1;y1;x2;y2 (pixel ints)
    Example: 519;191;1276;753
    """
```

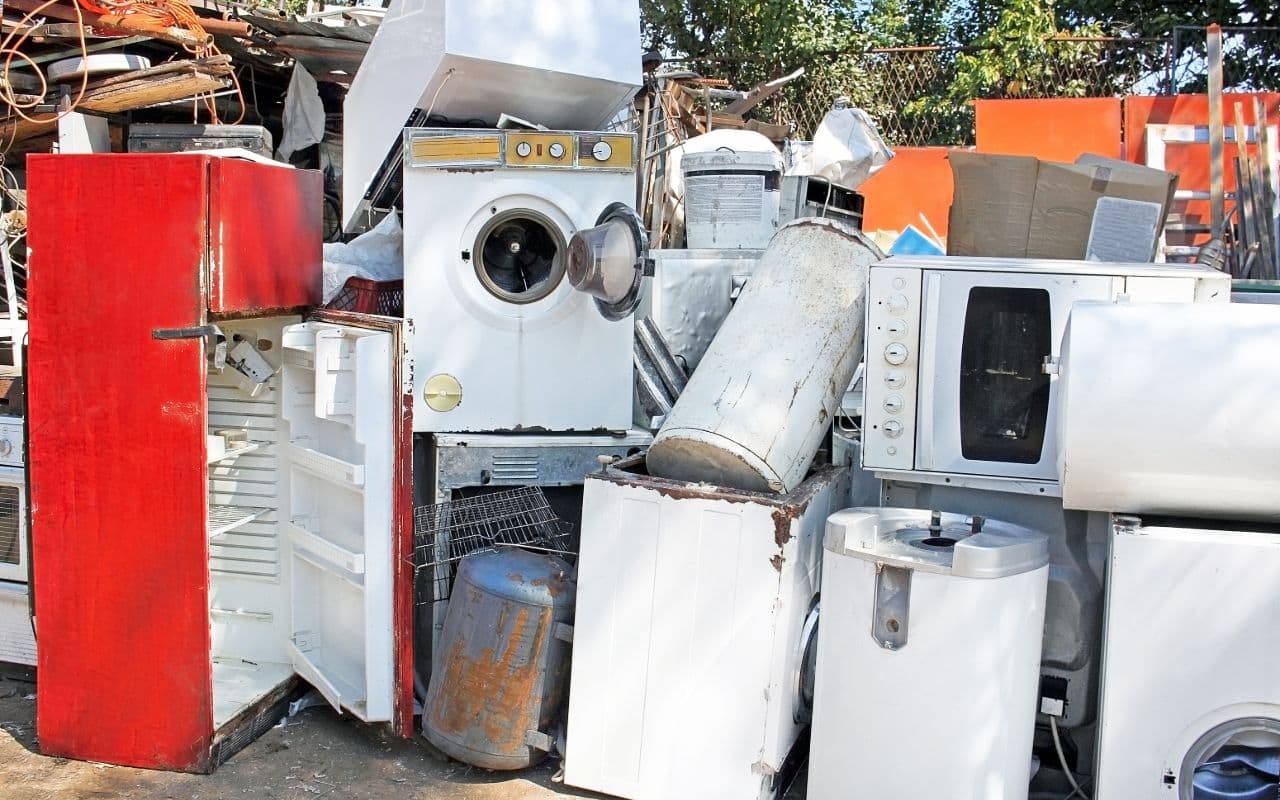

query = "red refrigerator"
26;154;416;772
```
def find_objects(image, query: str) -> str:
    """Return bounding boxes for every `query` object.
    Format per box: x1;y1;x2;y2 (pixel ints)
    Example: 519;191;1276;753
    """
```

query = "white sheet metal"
564;464;848;799
1058;301;1280;521
1095;517;1280;797
343;0;641;229
810;508;1047;800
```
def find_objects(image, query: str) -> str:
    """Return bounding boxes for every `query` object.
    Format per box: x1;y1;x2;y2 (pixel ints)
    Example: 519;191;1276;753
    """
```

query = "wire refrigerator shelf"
412;486;575;605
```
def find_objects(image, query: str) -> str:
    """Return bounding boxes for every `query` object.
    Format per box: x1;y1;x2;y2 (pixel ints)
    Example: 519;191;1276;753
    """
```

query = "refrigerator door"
26;154;217;771
279;314;414;727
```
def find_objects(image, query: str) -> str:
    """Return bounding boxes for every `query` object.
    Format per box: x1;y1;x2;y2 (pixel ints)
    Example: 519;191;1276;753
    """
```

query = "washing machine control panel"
406;129;636;172
507;132;574;167
576;134;635;170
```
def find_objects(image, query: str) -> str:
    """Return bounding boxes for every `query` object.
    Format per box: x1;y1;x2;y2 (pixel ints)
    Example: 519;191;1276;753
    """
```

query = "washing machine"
1095;516;1280;799
563;458;848;800
402;128;642;433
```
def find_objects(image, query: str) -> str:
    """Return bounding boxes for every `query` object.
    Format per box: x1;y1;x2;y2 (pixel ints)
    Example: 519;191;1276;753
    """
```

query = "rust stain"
530;573;570;599
600;456;848;514
770;553;784;573
772;507;801;548
428;604;553;763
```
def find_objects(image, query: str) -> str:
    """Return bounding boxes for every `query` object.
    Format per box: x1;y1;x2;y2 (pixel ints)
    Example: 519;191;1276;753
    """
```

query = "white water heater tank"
682;142;783;249
809;507;1049;800
646;218;876;493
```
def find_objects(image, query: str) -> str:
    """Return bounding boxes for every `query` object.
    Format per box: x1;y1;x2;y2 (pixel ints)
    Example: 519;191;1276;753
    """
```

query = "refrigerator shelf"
208;504;270;539
207;441;263;466
286;442;365;487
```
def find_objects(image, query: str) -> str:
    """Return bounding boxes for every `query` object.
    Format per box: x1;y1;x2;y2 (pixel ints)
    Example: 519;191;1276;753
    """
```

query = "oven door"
0;466;26;583
916;270;1120;481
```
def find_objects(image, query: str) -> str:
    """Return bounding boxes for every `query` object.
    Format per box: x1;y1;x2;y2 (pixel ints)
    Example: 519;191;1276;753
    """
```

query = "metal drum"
646;218;878;493
423;548;576;770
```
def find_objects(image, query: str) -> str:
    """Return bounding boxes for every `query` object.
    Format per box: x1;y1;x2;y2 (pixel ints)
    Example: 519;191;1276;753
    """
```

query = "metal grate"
0;485;18;565
412;487;574;604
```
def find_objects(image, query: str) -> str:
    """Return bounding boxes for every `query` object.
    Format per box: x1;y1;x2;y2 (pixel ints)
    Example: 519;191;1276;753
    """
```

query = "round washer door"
1178;717;1280;800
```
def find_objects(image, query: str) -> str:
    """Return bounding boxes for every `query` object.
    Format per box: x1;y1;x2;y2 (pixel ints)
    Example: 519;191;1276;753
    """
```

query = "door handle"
152;325;226;370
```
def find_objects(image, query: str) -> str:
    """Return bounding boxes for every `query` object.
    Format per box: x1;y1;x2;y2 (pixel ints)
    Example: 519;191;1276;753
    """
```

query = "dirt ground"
0;666;594;800
0;666;807;800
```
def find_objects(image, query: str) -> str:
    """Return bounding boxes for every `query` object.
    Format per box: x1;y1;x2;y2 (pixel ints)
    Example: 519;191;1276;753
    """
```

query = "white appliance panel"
1059;301;1280;521
342;0;641;229
862;265;922;471
862;256;1230;491
404;166;634;432
279;321;398;722
564;466;847;800
0;466;25;584
0;580;33;665
810;508;1048;800
1096;519;1280;798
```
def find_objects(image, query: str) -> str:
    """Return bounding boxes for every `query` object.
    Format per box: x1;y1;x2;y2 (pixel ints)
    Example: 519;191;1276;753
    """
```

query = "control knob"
884;342;909;365
883;420;904;439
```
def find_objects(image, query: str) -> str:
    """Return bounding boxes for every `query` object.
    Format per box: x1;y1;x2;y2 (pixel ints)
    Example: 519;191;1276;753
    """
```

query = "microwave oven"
861;256;1230;488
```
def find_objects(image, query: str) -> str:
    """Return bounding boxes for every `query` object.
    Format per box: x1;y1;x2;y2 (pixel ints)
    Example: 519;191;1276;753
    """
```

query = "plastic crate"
325;277;403;316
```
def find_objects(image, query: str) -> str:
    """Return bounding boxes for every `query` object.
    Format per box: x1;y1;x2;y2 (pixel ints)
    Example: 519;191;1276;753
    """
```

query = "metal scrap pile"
0;0;380;156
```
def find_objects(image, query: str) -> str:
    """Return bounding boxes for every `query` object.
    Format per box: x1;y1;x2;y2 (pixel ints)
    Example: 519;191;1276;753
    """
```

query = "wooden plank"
1254;98;1279;279
84;55;230;90
1208;24;1225;239
78;71;229;114
0;60;231;142
1234;108;1257;278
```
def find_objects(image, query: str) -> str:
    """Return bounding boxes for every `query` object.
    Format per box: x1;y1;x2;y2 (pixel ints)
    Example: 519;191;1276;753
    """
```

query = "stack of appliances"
27;154;419;771
564;220;876;799
852;255;1231;786
339;0;652;664
1055;300;1280;798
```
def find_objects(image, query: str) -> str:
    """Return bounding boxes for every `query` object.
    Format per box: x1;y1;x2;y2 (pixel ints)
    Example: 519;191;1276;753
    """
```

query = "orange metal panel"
860;146;957;240
976;98;1123;161
1125;93;1280;246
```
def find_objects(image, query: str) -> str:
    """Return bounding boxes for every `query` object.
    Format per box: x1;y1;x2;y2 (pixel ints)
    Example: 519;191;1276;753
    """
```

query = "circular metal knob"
423;374;462;412
515;141;532;158
549;142;566;159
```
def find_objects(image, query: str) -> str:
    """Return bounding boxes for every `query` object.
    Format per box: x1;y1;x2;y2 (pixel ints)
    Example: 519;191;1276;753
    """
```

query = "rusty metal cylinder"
646;218;878;493
423;548;576;770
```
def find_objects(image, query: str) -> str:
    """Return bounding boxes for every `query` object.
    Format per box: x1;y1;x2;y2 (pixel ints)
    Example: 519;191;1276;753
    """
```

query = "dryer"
402;128;641;433
1095;516;1280;799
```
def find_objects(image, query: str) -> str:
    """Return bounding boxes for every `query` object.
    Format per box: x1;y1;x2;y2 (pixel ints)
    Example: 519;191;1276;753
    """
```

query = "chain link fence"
678;29;1280;148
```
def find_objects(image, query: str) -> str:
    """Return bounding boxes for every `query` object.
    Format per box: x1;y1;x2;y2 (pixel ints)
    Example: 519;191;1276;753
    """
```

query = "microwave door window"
959;287;1051;464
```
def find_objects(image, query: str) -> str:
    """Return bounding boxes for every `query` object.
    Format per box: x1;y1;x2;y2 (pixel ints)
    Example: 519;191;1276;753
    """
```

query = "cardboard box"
947;151;1177;259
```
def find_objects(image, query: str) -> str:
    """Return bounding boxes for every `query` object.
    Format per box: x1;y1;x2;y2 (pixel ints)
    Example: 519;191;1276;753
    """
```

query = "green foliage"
950;0;1108;99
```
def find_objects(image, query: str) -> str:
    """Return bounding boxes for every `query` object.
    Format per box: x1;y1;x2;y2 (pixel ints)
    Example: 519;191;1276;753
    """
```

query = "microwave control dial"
884;370;907;389
887;293;910;314
883;420;904;439
884;342;909;365
887;318;909;339
883;394;905;414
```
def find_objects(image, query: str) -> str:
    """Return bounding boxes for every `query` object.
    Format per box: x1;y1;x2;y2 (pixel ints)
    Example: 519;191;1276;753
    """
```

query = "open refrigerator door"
279;313;414;724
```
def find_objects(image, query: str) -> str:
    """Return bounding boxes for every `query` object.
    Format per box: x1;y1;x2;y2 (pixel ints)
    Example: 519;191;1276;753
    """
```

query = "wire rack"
412;487;575;605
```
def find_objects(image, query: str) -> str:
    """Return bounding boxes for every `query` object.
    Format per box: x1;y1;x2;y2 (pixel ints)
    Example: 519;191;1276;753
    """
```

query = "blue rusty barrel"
423;547;576;770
